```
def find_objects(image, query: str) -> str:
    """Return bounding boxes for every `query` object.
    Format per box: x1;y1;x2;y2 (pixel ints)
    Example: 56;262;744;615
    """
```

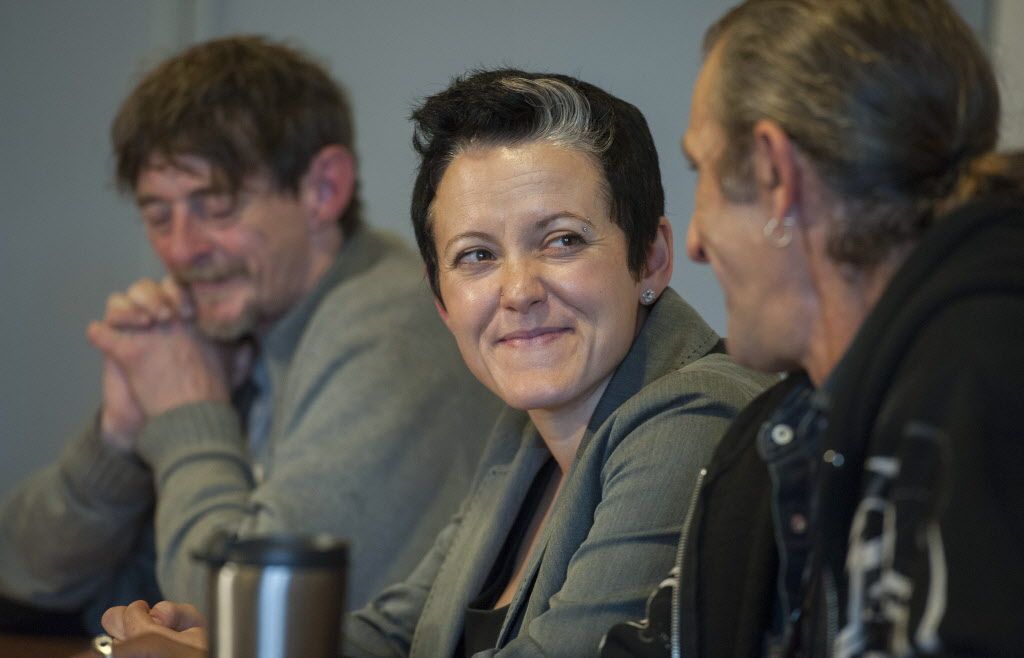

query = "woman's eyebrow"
442;212;596;255
536;212;594;230
443;230;494;255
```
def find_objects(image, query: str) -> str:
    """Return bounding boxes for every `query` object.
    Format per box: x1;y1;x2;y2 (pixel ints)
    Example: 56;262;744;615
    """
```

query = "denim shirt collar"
756;376;830;648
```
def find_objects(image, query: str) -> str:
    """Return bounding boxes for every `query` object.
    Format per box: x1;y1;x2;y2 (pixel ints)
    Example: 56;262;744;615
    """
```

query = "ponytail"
936;151;1024;217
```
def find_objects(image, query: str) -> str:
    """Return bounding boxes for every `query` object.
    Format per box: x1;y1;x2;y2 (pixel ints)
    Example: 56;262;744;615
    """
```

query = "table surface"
0;632;93;657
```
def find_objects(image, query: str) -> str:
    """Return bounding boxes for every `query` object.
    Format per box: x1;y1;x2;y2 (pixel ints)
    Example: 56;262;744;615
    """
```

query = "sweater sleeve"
0;415;155;611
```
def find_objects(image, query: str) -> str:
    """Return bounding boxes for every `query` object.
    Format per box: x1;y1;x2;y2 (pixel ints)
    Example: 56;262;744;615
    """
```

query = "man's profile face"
135;154;319;340
683;49;813;373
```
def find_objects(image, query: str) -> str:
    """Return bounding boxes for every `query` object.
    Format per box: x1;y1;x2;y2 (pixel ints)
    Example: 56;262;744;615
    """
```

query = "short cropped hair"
704;0;1023;268
112;35;361;234
409;68;664;299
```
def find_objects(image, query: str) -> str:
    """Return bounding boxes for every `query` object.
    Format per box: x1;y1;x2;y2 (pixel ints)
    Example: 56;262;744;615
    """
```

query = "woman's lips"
497;327;572;347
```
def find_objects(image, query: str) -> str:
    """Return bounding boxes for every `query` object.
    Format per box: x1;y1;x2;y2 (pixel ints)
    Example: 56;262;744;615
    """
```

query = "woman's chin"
495;385;572;414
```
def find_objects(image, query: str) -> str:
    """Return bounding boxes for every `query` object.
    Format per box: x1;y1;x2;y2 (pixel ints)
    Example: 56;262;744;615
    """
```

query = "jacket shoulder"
614;352;772;425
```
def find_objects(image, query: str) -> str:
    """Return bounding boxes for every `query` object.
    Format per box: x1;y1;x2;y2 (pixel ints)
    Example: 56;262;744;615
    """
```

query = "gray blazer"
346;289;770;656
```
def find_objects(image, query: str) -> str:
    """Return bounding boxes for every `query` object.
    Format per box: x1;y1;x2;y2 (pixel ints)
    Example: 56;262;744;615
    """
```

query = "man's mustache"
174;262;247;285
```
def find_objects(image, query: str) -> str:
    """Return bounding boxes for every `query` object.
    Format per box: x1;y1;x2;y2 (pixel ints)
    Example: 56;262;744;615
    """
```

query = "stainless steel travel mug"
194;533;347;658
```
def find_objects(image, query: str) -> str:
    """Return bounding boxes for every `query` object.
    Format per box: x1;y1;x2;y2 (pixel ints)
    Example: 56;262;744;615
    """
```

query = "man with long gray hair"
603;0;1024;655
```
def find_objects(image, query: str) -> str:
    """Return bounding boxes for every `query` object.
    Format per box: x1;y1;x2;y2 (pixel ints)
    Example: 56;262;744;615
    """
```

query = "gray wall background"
0;0;1010;499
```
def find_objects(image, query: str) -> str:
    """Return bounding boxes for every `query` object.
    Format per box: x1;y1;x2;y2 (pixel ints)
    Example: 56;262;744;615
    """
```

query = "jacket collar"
585;287;721;440
260;224;383;366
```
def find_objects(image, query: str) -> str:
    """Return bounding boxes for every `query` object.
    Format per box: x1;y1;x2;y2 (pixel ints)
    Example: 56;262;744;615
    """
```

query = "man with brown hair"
0;36;501;634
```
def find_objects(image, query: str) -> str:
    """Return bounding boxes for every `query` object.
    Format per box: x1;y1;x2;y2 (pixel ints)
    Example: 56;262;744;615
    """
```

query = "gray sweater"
0;227;504;629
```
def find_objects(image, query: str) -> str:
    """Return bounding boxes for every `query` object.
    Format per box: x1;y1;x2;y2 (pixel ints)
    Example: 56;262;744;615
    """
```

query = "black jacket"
801;198;1024;655
603;197;1024;657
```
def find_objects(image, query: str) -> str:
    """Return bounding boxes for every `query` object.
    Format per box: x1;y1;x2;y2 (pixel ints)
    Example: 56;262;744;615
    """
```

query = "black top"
460;459;557;656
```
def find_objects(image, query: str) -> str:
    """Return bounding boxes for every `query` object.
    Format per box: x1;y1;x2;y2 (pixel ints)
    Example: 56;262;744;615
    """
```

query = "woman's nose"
499;258;546;312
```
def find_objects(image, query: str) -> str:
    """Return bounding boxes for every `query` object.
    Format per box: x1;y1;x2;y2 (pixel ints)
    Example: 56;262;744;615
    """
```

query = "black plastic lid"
192;532;348;568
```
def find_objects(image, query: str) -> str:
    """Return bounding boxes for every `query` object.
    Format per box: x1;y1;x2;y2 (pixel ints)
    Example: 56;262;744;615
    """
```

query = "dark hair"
409;68;664;299
704;0;1024;268
112;35;361;235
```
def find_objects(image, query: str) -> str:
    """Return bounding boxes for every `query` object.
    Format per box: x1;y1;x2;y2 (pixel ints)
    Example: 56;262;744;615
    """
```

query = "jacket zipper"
824;567;839;651
671;467;707;658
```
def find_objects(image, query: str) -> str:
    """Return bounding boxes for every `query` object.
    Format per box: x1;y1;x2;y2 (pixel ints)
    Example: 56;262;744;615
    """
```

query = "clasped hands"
86;277;239;453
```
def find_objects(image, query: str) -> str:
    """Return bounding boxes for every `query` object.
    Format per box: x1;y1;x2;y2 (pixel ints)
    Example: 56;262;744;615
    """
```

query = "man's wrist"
140;379;231;419
99;411;140;454
136;401;243;467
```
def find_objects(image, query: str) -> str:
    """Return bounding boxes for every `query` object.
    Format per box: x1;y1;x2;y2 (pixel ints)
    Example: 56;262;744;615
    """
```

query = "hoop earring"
763;214;795;248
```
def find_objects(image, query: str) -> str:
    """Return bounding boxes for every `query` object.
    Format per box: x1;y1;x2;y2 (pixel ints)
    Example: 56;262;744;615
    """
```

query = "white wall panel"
991;0;1024;147
0;0;1001;499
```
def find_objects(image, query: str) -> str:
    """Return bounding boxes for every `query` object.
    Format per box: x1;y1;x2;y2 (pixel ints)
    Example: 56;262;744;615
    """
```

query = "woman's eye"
548;232;586;250
456;248;495;266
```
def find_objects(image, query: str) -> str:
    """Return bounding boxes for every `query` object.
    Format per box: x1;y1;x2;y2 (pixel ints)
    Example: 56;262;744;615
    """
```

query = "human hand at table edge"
102;600;208;651
111;633;207;658
68;633;205;658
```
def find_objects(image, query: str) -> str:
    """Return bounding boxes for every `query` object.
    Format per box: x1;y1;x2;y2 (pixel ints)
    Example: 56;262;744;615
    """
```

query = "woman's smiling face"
431;141;647;418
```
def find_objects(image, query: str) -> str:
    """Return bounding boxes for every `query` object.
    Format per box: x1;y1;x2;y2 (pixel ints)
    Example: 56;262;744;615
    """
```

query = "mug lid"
193;532;348;568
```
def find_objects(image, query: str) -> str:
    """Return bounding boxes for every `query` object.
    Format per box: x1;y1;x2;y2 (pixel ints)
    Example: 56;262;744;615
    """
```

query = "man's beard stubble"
195;301;259;342
175;261;258;342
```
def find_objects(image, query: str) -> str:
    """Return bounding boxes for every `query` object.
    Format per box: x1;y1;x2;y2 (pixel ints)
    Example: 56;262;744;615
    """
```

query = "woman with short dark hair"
98;69;767;657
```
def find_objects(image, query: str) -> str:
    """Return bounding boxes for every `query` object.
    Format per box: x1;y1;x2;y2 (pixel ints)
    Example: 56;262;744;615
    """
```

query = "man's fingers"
106;293;154;328
87;321;142;361
101;600;209;656
105;278;189;328
123;598;161;637
101;600;153;640
87;321;117;355
126;279;176;321
150;601;206;632
161;276;195;320
101;604;130;639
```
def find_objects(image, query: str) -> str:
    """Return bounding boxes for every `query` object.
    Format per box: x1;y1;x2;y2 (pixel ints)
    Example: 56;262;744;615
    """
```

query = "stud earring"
640;289;657;305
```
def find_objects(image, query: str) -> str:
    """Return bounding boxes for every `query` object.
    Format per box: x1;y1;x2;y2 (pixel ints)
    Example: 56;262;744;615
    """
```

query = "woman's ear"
641;216;675;294
429;263;453;330
434;296;452;332
302;145;356;233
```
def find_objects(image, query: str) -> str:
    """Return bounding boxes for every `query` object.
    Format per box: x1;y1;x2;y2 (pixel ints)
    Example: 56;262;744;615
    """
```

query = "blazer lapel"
414;423;551;657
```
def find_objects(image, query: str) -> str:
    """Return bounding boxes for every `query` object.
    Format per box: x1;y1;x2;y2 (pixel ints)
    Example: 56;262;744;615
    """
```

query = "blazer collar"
586;287;720;437
261;224;386;365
